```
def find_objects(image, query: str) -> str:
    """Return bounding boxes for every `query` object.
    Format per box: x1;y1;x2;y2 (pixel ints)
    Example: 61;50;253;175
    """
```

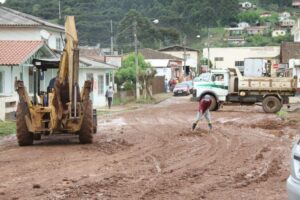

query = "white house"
278;12;291;21
203;46;280;73
260;12;272;18
239;2;252;9
292;19;300;42
0;6;65;51
158;45;199;75
280;19;296;27
79;57;117;108
0;40;58;120
224;27;246;45
272;29;287;37
139;48;183;81
237;22;250;29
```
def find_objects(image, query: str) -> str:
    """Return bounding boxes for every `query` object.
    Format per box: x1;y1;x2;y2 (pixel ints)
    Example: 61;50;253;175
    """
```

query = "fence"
0;95;18;121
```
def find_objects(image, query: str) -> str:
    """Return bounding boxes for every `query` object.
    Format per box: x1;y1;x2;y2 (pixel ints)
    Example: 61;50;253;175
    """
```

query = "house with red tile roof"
0;40;57;94
0;6;65;51
0;40;57;120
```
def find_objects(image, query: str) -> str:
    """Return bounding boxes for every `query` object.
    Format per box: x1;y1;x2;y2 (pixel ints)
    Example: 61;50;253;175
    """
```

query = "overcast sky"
0;0;5;3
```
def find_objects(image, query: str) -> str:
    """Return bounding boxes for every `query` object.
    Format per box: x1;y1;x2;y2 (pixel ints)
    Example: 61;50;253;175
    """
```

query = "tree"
115;53;156;99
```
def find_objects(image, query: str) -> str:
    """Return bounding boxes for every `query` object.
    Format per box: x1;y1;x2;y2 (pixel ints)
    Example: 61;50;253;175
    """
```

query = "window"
56;37;62;50
235;61;244;67
86;73;93;81
29;67;34;93
98;75;104;95
212;74;224;82
105;73;109;86
215;57;224;61
0;71;3;93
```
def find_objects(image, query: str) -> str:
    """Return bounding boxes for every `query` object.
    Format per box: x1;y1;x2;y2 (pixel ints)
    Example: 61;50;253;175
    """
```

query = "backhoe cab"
15;16;97;146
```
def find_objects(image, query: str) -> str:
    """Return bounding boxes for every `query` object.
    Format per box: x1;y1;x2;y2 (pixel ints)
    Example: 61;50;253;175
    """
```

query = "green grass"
0;121;16;136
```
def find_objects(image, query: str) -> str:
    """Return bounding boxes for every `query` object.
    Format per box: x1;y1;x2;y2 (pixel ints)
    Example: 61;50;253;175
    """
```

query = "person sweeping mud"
192;95;213;131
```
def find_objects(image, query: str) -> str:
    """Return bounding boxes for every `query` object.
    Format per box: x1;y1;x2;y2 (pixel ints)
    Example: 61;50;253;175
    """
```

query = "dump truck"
192;67;297;113
14;16;97;146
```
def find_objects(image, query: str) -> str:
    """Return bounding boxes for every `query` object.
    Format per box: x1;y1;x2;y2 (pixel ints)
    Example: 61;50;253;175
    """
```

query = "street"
0;96;298;200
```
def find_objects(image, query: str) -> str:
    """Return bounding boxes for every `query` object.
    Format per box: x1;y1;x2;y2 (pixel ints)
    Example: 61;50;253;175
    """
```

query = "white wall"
79;68;112;108
0;27;64;51
155;68;172;81
0;66;21;95
203;47;280;69
161;51;198;68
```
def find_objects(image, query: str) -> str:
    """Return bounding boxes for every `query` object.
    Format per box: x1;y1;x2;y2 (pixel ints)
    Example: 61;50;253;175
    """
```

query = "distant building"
138;48;183;81
281;42;300;90
224;27;245;45
278;12;291;21
246;26;269;35
293;0;300;8
239;1;252;9
280;19;296;27
260;12;272;18
203;46;280;75
272;29;287;37
237;22;250;29
158;45;199;75
292;19;300;42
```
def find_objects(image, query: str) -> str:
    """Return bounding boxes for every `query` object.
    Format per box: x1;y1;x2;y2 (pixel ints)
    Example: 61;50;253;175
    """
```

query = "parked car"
182;80;193;93
173;83;190;96
287;137;300;200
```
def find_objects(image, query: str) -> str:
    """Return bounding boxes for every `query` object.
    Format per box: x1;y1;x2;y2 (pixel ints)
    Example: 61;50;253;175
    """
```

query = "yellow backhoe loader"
14;16;97;146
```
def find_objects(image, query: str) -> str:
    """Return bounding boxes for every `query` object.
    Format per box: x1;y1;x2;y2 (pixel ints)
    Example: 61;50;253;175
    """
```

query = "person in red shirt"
192;95;213;131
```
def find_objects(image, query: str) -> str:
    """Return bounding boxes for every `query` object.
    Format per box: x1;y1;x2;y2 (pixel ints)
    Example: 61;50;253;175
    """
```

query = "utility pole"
207;26;210;69
183;35;187;78
110;19;114;55
58;0;62;20
133;21;140;100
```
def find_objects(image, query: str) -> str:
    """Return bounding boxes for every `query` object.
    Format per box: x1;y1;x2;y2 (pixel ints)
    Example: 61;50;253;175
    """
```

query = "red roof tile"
0;40;43;65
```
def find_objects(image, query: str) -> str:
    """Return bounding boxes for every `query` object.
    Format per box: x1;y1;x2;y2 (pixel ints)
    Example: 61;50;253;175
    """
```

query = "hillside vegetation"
3;0;296;51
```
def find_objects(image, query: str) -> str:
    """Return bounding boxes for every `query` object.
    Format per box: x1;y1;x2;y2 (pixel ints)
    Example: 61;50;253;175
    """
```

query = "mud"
0;96;298;200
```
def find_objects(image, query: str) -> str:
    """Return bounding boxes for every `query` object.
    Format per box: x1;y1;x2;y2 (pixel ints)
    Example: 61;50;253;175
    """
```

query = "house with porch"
79;56;117;108
0;40;57;120
138;48;183;81
0;6;65;51
158;45;199;76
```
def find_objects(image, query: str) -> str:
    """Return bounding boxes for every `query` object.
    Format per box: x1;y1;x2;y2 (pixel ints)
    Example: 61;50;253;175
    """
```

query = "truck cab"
193;69;230;110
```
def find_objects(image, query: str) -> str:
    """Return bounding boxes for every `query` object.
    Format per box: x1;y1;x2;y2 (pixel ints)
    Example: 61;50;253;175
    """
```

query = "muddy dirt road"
0;96;299;200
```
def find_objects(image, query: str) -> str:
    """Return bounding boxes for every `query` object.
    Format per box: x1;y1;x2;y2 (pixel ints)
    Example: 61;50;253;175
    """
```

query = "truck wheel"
262;96;282;113
202;95;218;111
16;103;33;146
79;100;93;144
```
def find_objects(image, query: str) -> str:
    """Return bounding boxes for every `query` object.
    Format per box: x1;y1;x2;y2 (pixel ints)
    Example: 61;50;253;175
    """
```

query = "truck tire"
79;100;93;144
202;95;218;111
16;103;33;146
262;96;282;113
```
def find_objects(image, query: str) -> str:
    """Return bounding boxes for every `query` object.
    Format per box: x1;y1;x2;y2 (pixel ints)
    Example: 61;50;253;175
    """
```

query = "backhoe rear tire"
16;103;33;146
262;96;282;113
79;100;93;144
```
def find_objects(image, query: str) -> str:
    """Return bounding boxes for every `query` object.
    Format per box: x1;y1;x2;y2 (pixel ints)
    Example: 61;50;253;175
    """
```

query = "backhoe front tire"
16;103;33;146
262;96;282;113
79;100;93;144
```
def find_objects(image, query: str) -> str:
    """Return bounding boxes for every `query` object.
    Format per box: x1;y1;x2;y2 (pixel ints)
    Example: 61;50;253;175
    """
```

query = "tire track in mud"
0;96;297;200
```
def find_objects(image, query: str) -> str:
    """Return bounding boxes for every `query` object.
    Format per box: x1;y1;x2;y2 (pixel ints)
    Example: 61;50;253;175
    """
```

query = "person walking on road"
105;86;114;109
192;95;213;131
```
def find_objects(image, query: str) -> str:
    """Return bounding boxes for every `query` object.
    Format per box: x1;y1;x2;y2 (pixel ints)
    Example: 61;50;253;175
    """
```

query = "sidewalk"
97;93;173;115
